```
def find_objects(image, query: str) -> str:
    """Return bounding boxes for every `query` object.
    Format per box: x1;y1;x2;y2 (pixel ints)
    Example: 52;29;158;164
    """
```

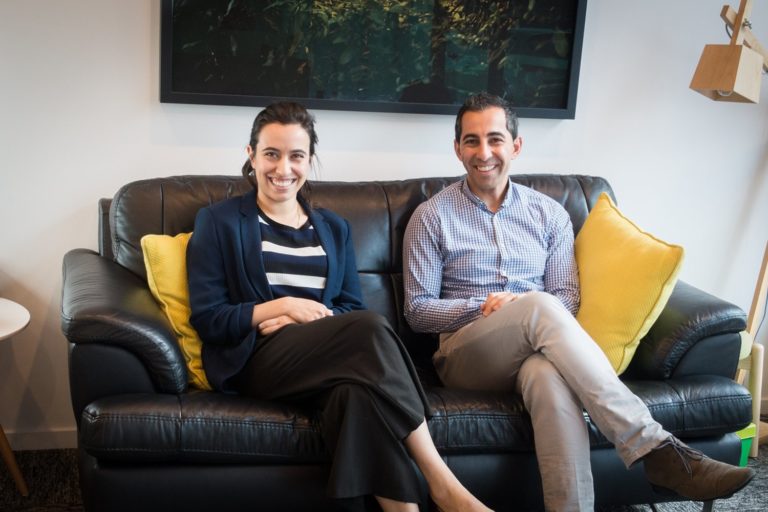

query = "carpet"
1;445;766;511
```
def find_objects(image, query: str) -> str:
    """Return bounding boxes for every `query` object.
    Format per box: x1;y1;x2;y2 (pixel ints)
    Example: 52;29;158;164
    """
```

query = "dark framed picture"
160;0;587;119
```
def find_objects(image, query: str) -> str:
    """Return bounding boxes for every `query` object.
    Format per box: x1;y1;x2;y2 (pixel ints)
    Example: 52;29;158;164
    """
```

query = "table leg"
0;423;29;496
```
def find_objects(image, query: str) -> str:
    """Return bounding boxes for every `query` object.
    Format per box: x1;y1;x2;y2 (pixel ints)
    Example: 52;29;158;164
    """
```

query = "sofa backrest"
105;174;614;358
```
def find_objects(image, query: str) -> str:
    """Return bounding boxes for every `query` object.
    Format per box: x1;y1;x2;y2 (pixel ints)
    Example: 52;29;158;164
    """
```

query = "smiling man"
452;101;522;211
402;92;754;511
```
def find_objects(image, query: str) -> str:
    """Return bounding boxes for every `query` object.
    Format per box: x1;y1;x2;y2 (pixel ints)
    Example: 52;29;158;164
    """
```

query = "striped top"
258;212;328;301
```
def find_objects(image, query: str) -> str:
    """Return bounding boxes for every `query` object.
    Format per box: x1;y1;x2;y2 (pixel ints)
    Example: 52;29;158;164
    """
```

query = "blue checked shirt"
403;178;580;333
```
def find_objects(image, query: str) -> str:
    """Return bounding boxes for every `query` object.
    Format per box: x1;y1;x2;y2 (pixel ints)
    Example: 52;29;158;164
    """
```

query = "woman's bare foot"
429;485;493;512
403;421;493;512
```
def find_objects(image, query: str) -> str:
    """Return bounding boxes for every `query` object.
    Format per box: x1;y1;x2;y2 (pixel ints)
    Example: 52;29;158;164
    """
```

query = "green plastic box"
735;422;756;467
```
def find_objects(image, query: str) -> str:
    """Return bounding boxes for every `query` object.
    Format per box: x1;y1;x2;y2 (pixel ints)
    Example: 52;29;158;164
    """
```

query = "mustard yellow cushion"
575;193;684;375
141;232;212;390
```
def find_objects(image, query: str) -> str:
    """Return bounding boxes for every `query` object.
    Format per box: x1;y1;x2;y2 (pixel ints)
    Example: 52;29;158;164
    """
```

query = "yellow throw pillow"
575;193;684;375
141;232;212;390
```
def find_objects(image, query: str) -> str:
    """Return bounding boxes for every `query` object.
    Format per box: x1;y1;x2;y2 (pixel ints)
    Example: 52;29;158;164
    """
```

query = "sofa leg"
649;504;660;512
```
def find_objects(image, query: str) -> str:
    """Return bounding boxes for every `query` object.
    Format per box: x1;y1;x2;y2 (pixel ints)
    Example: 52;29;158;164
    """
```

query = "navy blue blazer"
187;189;366;391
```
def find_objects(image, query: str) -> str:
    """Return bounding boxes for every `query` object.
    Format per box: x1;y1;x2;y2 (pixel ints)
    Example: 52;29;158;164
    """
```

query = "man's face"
454;107;522;200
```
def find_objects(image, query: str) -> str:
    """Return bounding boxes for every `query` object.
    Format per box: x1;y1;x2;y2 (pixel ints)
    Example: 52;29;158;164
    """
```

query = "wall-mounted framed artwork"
160;0;587;119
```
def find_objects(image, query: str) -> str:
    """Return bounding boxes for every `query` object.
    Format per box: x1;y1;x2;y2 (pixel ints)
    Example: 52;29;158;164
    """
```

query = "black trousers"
232;310;429;504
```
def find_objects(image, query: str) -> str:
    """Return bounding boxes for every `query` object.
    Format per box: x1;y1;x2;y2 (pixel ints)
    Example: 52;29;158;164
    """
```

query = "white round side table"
0;297;30;496
0;297;30;340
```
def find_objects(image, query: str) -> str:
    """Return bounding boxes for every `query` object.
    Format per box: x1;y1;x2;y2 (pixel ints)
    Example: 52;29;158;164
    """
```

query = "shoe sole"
650;471;756;501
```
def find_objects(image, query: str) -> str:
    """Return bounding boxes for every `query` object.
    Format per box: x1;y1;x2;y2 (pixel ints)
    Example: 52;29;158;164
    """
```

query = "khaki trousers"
434;292;669;512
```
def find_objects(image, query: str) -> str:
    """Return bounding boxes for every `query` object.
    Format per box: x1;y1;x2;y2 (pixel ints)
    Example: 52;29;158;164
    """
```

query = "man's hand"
481;292;524;317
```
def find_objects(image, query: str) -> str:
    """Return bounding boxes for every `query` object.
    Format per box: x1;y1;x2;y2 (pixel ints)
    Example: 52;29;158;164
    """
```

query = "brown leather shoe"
643;437;755;501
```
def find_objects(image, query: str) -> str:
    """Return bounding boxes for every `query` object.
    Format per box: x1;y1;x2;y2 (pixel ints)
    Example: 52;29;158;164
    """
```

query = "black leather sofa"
61;174;752;511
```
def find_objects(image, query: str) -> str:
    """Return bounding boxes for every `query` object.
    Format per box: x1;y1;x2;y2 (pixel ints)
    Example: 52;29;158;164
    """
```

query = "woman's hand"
280;297;333;324
258;315;297;335
257;298;333;335
480;292;524;317
252;297;333;332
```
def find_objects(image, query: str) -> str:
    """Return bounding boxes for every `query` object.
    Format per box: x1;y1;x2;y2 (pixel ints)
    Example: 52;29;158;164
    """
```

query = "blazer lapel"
239;191;272;302
308;207;338;305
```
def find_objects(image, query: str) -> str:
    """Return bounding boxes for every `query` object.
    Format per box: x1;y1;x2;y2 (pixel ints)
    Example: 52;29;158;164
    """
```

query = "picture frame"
160;0;587;119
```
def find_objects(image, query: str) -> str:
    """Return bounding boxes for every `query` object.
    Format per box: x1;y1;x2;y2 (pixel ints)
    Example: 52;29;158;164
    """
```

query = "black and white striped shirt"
258;213;328;301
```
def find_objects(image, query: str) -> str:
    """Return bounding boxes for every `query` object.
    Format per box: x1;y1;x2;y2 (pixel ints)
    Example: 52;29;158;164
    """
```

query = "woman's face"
247;122;312;206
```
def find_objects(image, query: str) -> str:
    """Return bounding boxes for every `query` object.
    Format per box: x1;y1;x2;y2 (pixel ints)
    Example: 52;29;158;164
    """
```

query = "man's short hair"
454;92;519;142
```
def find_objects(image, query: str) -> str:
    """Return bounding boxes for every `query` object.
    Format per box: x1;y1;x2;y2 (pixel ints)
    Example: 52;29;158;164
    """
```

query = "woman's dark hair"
241;102;318;195
454;92;519;142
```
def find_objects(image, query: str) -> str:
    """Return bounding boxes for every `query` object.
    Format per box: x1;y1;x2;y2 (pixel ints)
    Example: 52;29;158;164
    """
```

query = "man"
403;92;754;511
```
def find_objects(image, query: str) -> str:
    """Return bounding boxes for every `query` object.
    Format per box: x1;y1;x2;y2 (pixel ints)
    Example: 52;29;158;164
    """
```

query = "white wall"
1;0;767;450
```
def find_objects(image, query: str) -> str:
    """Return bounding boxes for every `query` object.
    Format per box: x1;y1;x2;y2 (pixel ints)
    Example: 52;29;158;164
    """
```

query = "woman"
187;102;491;512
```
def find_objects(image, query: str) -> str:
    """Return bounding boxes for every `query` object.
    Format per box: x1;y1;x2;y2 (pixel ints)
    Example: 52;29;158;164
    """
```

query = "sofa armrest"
61;248;187;394
624;281;747;380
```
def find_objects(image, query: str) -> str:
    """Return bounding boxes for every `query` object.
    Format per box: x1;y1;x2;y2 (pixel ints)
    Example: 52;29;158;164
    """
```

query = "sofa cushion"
80;392;327;463
79;377;751;463
575;193;684;374
309;182;392;273
108;174;613;281
111;176;252;279
141;232;211;390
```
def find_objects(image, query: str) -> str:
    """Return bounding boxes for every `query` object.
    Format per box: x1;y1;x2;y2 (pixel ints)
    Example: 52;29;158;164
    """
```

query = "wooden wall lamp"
690;0;768;103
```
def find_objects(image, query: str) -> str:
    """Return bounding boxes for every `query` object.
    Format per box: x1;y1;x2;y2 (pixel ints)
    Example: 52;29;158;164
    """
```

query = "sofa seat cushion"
80;392;327;463
426;387;534;453
80;375;751;464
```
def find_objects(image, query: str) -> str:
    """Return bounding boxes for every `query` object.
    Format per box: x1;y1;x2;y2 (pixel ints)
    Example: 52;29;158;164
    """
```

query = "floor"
1;445;766;511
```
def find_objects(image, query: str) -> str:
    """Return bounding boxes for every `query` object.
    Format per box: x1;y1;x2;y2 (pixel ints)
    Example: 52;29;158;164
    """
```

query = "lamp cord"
724;20;767;75
725;18;753;38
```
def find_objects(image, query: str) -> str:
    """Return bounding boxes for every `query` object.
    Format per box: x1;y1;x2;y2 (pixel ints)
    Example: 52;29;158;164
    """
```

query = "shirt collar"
460;177;515;211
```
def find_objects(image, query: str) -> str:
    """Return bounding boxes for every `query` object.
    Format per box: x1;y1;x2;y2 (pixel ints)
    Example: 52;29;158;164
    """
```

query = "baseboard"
5;428;77;451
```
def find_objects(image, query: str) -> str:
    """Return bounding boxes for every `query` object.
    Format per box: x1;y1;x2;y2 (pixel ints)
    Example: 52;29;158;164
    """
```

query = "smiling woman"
183;102;492;512
240;102;317;201
247;122;311;229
